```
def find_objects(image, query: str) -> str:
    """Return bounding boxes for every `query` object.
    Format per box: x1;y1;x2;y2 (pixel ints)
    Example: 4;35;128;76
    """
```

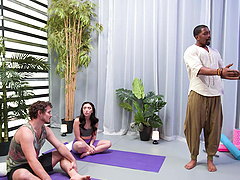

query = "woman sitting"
72;102;111;158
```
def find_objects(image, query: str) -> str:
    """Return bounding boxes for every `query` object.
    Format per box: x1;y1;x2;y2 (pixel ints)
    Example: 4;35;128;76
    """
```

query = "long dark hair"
79;102;99;135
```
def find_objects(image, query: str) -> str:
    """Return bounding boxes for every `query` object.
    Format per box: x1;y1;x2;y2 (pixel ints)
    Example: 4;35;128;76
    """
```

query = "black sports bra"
80;126;93;137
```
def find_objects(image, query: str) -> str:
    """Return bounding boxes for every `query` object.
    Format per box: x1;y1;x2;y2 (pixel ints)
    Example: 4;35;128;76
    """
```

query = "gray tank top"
6;122;47;173
80;126;93;137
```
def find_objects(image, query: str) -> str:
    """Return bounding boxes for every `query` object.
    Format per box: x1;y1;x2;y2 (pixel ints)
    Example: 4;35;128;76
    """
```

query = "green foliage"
116;78;167;131
132;78;145;99
119;102;133;112
46;0;103;78
46;0;103;121
0;38;50;143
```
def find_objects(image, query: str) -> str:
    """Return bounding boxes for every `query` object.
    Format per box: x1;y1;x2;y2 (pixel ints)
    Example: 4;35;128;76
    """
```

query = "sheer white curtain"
50;0;240;140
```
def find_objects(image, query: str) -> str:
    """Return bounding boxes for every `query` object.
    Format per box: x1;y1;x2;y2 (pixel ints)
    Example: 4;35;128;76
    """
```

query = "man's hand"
221;63;240;79
69;161;77;171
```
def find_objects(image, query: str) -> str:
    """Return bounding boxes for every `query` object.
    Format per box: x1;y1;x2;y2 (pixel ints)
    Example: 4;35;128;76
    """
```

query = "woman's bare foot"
80;151;91;158
185;159;197;170
207;160;217;172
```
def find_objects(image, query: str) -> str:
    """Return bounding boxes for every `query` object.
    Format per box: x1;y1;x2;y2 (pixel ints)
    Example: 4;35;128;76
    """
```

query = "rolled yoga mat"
233;129;240;145
218;129;240;152
220;134;240;160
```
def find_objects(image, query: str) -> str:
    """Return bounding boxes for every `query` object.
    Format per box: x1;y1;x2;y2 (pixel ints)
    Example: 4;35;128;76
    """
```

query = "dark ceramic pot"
0;139;11;156
61;119;74;133
139;125;152;141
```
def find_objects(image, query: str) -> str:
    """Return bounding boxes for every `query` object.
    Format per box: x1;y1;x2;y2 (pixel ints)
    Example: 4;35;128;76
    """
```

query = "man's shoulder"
185;44;198;52
14;125;33;143
184;44;199;56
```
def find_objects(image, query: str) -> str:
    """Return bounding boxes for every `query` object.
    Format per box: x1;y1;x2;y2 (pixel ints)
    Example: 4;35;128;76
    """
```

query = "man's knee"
13;169;35;180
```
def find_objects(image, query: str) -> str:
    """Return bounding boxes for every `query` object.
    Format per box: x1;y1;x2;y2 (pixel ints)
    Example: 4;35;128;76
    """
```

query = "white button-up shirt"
184;44;224;96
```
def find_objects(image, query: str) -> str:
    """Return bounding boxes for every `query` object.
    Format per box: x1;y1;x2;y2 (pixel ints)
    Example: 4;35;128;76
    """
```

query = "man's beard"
206;39;211;46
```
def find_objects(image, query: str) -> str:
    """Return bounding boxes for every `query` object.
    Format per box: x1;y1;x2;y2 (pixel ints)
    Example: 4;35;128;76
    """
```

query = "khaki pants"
184;91;223;161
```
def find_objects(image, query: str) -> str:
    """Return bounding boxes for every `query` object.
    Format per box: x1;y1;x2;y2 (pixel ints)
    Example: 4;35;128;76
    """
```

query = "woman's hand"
87;145;95;154
90;144;96;153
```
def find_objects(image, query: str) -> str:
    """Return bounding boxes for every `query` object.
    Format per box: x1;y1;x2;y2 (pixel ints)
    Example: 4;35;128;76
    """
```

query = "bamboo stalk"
69;18;76;120
64;16;69;121
73;20;82;92
68;15;72;121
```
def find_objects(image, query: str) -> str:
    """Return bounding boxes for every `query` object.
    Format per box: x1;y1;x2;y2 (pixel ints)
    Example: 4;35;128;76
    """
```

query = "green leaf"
143;105;155;118
149;114;163;128
133;100;141;112
134;111;144;124
119;102;133;112
132;78;145;99
116;88;135;101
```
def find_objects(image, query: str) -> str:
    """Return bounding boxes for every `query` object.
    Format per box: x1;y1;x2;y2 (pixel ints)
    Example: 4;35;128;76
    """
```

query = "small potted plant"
116;78;167;141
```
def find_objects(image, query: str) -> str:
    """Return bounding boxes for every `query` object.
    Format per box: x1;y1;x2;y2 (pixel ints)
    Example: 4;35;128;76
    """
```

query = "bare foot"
207;160;217;172
185;159;197;170
80;151;90;158
70;173;91;180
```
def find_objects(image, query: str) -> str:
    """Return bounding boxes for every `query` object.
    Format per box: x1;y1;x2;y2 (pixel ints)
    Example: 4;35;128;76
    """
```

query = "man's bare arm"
16;127;51;180
198;63;240;79
46;127;77;171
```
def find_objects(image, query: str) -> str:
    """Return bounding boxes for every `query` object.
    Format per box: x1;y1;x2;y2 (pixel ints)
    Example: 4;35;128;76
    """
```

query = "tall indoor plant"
116;78;167;140
46;0;103;128
0;38;50;145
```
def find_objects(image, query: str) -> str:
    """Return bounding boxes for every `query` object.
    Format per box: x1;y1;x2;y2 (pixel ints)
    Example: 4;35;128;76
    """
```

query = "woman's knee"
106;140;112;148
73;141;87;153
99;140;111;148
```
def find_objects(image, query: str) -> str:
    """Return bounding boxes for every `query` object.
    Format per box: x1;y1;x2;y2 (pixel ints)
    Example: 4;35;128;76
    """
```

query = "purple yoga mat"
72;149;166;173
49;172;99;180
0;172;99;180
0;172;69;180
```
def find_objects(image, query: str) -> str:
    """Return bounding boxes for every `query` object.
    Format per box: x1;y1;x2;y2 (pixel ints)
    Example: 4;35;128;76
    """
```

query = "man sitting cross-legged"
6;101;90;180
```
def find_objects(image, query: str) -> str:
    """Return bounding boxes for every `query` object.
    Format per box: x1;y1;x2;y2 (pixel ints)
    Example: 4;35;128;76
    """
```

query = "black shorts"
7;152;53;180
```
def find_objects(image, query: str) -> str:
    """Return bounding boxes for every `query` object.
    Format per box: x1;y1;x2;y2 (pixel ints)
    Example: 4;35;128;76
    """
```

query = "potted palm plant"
45;0;103;132
0;38;50;155
116;78;167;141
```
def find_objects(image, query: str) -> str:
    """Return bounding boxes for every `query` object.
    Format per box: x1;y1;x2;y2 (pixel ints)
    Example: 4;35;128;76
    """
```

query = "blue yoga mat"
72;149;166;173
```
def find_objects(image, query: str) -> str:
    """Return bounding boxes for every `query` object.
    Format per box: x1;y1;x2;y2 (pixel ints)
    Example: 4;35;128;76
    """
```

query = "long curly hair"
79;102;99;135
